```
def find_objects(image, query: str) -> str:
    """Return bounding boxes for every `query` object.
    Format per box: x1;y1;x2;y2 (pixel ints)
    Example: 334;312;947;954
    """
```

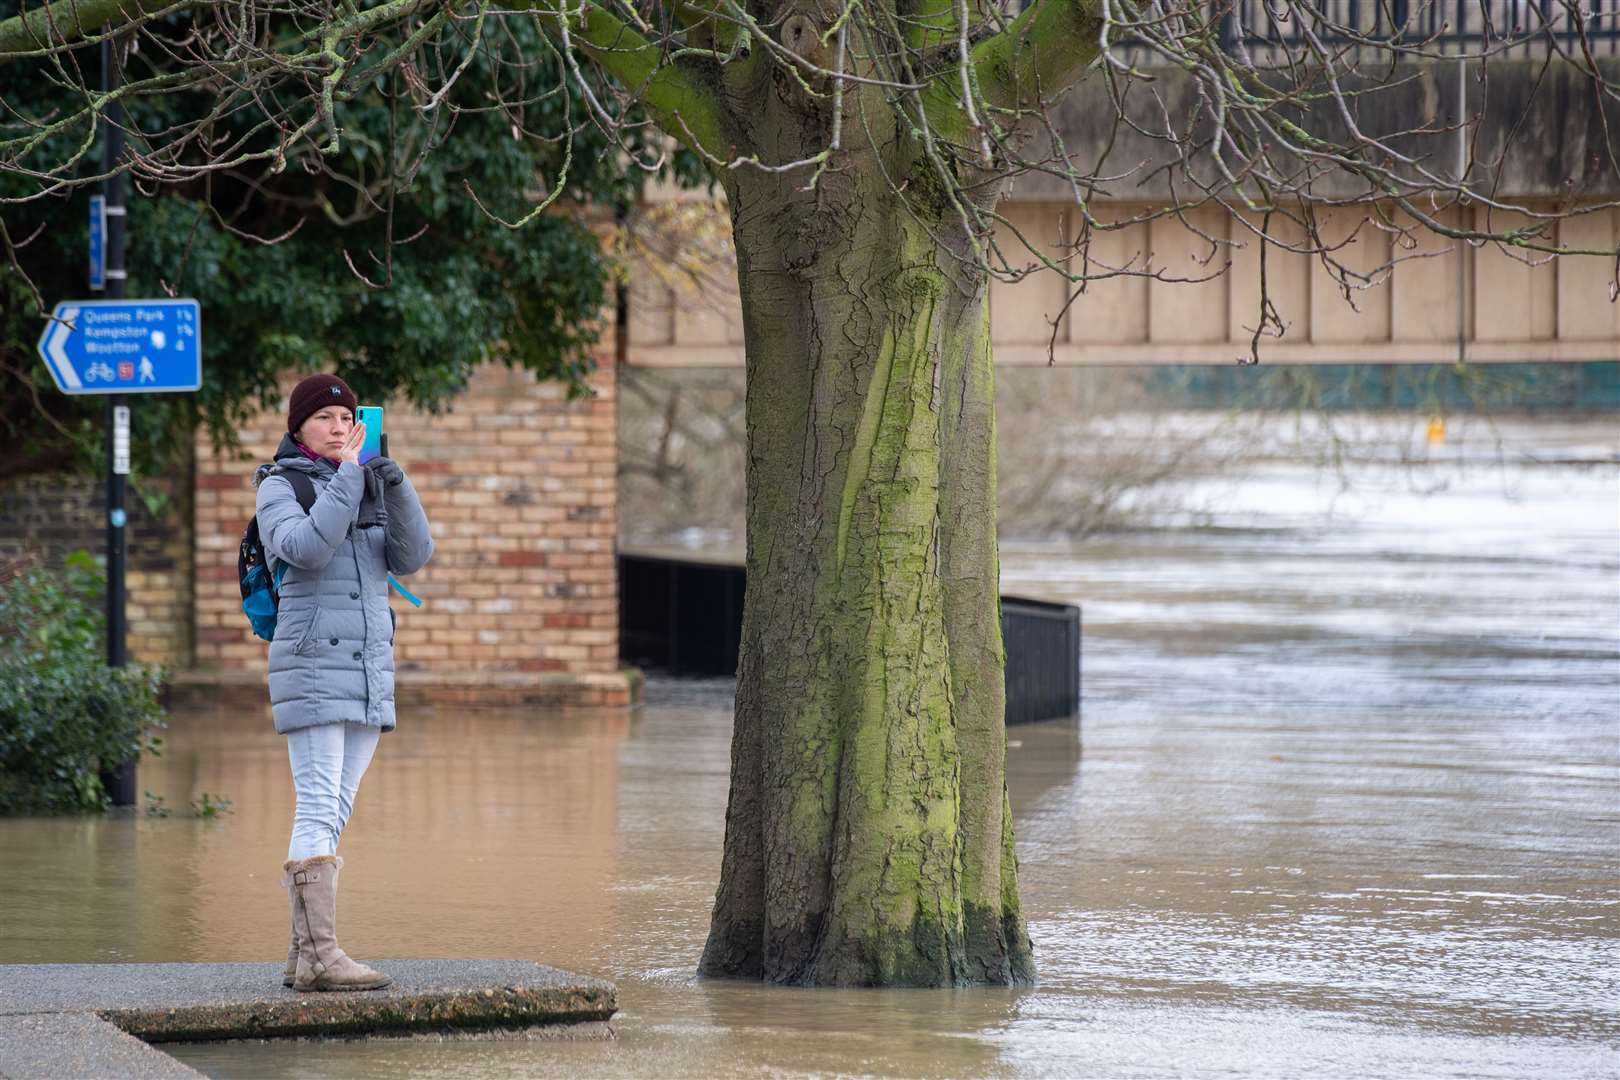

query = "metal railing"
1001;596;1082;726
1216;0;1620;58
1034;0;1620;61
618;552;1082;725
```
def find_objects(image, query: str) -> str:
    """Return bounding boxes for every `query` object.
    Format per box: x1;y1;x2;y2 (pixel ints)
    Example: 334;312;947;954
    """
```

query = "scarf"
293;439;341;468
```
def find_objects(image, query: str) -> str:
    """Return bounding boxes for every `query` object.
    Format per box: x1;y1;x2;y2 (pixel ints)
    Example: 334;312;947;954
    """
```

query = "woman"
253;373;434;992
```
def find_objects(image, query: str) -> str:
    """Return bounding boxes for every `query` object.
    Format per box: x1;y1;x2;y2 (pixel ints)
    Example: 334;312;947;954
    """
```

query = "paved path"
0;960;616;1079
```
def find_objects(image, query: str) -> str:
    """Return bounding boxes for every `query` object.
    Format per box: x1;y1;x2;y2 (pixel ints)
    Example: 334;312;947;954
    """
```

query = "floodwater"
2;414;1616;1078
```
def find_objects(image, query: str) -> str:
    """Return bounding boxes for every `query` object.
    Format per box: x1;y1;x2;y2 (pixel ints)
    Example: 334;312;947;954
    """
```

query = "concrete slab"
0;960;616;1078
0;1013;207;1080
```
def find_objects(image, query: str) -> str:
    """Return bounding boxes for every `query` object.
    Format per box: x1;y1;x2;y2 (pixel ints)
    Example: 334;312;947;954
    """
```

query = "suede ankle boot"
282;855;391;992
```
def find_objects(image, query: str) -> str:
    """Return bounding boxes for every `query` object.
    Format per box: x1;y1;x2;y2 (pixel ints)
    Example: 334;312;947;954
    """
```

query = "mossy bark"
697;105;1033;984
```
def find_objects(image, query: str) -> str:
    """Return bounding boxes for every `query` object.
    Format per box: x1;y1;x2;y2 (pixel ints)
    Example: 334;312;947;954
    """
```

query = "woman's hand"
364;456;406;488
336;421;367;467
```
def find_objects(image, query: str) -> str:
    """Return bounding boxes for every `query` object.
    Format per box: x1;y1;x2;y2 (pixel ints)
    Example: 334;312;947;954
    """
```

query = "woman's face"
296;406;355;457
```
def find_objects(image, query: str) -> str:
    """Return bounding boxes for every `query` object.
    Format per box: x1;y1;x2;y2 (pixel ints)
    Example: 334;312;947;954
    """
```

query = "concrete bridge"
625;59;1620;371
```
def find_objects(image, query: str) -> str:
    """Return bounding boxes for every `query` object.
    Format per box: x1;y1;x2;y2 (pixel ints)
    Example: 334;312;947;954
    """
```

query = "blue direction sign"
88;195;106;290
37;299;201;395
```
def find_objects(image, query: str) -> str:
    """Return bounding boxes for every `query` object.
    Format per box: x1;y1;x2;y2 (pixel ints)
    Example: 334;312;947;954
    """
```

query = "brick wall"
0;470;193;667
183;355;631;708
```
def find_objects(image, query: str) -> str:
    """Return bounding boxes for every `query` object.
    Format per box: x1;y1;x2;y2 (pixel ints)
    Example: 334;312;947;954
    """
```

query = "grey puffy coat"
253;433;434;735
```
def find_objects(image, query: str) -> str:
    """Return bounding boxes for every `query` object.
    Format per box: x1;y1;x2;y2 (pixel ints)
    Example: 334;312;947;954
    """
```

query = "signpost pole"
35;46;200;814
101;32;136;807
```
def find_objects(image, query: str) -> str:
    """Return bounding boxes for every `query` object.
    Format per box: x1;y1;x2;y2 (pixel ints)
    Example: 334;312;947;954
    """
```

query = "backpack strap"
282;470;318;515
262;469;320;585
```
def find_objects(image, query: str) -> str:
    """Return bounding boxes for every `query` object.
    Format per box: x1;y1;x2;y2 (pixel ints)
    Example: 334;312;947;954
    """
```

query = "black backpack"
238;468;317;642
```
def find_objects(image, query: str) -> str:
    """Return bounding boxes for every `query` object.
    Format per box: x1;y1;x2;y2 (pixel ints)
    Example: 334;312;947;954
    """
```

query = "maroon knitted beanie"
287;374;357;435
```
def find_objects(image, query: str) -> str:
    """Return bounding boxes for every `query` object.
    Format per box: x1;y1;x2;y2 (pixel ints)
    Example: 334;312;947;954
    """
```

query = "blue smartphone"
357;405;383;464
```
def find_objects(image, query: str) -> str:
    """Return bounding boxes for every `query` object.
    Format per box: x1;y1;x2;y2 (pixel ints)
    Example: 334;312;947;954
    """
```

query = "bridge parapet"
627;199;1619;367
631;60;1619;368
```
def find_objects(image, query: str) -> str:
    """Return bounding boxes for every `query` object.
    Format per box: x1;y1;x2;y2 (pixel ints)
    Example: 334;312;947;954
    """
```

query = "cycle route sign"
36;298;202;394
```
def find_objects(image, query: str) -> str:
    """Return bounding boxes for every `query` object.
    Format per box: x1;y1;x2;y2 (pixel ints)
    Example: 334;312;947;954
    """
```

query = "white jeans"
285;722;381;861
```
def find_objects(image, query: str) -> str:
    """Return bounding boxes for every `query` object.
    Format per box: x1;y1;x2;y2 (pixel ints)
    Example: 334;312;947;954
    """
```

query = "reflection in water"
0;418;1616;1078
0;707;631;967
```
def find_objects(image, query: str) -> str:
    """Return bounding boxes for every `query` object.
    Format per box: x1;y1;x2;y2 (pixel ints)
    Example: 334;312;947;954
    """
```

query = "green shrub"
0;552;166;814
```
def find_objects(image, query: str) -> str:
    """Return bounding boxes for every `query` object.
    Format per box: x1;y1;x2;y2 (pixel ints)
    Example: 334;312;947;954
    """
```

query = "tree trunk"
697;157;1034;987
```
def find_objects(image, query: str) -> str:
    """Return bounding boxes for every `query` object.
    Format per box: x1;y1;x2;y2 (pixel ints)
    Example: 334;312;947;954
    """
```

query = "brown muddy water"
2;416;1617;1078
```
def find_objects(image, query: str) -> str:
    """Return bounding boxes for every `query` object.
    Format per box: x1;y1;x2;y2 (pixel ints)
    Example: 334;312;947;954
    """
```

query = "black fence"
618;552;746;678
1029;0;1620;59
619;552;1081;725
1214;0;1620;57
1001;596;1083;727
